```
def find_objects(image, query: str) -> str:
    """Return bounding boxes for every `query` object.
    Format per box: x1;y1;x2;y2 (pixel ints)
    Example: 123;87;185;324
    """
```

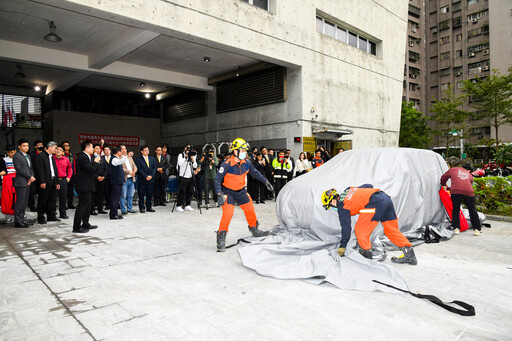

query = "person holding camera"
201;146;219;209
215;138;274;252
176;144;197;212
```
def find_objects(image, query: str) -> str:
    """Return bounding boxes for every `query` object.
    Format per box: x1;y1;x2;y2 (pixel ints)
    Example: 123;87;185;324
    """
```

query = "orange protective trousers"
354;209;411;250
218;191;257;232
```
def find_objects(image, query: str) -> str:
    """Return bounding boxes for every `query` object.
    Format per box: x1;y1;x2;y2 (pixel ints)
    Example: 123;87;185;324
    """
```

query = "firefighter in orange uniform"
215;138;274;251
322;184;417;265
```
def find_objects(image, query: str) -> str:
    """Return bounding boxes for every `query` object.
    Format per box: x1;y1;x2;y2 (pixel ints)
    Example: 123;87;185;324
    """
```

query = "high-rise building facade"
403;0;426;115
404;0;512;149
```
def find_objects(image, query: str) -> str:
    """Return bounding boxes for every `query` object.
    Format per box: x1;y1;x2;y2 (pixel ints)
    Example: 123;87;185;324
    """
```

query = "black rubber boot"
391;246;417;265
217;230;227;252
359;246;373;260
248;221;269;237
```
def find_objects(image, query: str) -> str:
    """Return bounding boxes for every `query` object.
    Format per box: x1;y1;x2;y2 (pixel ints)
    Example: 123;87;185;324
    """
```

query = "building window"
455;49;463;58
453;16;462;28
468;42;489;54
468;10;488;22
441;83;450;91
440;36;450;45
456;33;463;42
316;15;378;56
456;81;464;89
438;20;450;31
440;51;450;61
441;5;450;13
409;51;420;63
452;1;461;12
336;27;347;43
440;67;451;76
468;27;482;38
241;0;268;10
468;0;480;6
454;66;463;76
0;94;42;128
468;60;490;74
325;21;335;38
348;31;357;47
408;4;421;17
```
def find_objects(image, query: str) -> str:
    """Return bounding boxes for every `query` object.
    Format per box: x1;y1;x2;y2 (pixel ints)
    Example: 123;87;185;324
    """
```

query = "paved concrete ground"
1;202;511;341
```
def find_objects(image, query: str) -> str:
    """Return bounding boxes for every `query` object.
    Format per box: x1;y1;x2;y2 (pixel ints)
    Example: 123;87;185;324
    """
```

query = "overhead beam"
45;72;90;95
0;39;213;91
88;28;159;69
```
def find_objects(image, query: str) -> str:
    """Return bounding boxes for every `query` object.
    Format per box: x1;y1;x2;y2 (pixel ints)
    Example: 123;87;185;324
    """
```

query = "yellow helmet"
229;138;249;151
321;188;339;210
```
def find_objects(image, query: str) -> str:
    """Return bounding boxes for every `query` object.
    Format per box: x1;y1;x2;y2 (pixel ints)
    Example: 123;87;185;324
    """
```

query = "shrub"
473;176;512;216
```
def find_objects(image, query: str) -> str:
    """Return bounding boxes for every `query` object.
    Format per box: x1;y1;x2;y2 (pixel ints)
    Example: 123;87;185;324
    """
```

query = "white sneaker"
184;205;194;211
206;204;210;209
175;206;184;212
454;228;460;235
473;229;480;236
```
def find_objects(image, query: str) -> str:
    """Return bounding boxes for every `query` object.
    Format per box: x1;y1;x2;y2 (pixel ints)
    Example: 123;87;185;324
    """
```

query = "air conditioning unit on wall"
469;52;476;58
483;49;489;55
482;65;490;71
456;72;462;76
409;41;414;47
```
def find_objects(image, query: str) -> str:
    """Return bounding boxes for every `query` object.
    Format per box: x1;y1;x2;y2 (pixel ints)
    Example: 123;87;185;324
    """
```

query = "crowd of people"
0;137;345;233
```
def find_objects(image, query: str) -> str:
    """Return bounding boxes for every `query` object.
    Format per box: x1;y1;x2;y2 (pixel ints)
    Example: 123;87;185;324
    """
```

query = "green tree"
399;101;431;148
429;84;468;155
463;66;512;151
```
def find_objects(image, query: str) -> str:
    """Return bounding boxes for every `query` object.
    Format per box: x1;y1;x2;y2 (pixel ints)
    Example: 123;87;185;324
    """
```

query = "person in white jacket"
293;152;310;178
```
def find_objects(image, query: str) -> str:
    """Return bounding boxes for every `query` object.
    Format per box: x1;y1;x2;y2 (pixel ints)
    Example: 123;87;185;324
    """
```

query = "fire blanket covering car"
238;148;456;293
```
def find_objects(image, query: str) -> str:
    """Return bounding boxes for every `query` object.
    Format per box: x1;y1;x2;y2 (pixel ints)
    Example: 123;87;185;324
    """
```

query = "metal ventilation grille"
163;90;207;123
217;66;286;114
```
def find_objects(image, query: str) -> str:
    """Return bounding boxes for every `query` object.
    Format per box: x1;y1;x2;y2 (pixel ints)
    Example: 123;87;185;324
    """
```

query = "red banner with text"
78;134;140;147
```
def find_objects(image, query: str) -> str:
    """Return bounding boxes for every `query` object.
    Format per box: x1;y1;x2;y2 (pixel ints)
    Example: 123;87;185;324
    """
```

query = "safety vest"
342;187;381;216
272;158;291;179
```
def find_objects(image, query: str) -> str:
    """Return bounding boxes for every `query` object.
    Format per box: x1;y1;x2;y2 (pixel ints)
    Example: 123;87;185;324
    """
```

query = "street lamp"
450;129;464;158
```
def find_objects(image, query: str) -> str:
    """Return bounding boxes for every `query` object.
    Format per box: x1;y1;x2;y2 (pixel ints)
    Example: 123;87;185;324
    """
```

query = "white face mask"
238;151;247;159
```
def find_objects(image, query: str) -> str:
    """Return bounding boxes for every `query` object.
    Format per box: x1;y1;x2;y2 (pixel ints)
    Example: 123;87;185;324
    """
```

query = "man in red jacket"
322;185;417;265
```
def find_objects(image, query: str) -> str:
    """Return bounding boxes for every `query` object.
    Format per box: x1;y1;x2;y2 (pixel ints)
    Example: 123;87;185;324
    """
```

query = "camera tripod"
171;158;203;214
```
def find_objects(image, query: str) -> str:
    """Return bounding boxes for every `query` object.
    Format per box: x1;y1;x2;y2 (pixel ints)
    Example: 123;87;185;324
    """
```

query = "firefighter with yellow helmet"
321;185;417;265
215;138;274;251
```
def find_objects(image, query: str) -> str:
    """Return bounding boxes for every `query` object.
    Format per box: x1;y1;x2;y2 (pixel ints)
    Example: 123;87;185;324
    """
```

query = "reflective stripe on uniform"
359;208;376;214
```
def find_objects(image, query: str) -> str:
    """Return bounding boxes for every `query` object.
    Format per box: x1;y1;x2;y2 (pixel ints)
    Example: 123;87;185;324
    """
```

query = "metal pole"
460;128;464;158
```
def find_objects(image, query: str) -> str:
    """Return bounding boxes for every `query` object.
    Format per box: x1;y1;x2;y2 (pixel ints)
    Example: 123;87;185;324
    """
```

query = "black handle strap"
225;238;252;249
373;280;475;316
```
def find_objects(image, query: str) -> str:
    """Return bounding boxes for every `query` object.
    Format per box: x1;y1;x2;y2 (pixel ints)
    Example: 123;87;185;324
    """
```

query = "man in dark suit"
134;145;156;213
102;145;112;210
261;146;274;199
34;141;60;224
153;145;169;206
91;143;107;215
27;139;43;211
73;140;101;233
108;146;127;219
12;139;36;228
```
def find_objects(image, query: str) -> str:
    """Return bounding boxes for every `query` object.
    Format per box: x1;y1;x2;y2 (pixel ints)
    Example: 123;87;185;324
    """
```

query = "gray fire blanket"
238;148;450;293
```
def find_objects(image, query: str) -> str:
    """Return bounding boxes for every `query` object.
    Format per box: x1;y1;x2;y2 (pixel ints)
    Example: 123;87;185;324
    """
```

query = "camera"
185;145;197;157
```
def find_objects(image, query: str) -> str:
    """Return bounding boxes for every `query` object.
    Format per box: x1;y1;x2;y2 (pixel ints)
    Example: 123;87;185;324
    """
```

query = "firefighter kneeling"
215;138;274;252
321;185;417;265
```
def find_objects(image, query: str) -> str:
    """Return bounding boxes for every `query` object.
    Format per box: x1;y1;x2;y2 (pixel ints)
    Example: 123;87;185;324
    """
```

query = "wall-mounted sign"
78;134;140;146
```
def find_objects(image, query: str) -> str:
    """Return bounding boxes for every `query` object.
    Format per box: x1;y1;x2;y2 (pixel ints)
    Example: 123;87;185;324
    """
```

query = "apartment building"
403;0;427;115
403;0;512;149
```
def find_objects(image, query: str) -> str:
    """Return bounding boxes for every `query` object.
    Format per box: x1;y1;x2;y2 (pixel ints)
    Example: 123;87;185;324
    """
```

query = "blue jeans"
120;178;135;213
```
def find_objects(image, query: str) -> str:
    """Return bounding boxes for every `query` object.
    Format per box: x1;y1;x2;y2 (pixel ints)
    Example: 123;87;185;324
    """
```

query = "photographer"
201;146;219;208
176;144;197;212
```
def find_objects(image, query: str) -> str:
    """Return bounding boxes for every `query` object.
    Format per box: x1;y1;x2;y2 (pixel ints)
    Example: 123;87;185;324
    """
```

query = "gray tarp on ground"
238;148;450;293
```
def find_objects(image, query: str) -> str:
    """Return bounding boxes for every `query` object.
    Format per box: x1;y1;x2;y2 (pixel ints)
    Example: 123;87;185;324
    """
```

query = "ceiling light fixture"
34;85;41;91
14;64;26;78
145;93;151;99
44;21;62;42
203;56;211;62
140;82;145;87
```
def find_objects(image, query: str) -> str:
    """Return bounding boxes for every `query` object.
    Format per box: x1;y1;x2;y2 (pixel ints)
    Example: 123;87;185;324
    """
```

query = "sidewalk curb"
485;214;512;223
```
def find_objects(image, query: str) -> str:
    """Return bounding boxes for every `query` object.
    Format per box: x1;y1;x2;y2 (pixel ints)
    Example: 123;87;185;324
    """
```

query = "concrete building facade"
0;0;408;157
